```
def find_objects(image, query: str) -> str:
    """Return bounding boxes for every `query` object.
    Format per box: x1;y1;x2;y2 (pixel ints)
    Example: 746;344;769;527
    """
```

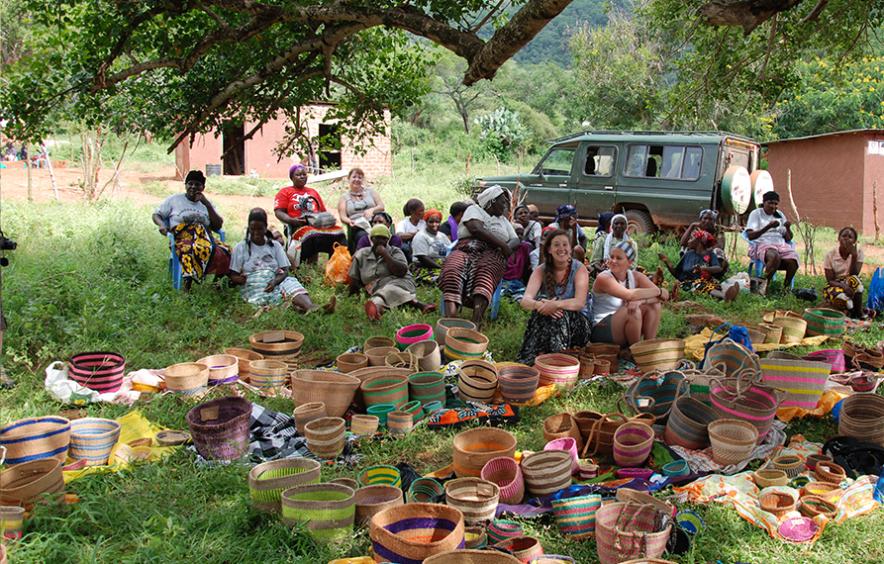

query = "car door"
573;143;618;220
521;143;578;220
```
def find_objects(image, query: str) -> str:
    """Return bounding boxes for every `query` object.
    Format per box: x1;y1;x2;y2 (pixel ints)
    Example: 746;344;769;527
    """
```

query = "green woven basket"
803;308;846;337
280;483;355;543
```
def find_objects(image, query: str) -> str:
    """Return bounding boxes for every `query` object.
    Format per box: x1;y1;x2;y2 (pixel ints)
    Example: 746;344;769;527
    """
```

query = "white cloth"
411;229;451;262
529;248;541;270
230;239;291;275
458;204;518;242
592;270;635;324
746;208;788;245
477;184;506;207
396;218;426;236
155;193;210;227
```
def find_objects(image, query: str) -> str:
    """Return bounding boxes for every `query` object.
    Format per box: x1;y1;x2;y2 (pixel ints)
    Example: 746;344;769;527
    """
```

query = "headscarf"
762;191;779;203
699;209;718;220
603;213;630;260
288;163;306;178
555;204;578;221
612;240;636;262
596;211;615;234
185;170;205;185
541;225;557;237
370;224;391;239
691;229;717;248
371;211;393;226
477;185;507;208
423;208;442;222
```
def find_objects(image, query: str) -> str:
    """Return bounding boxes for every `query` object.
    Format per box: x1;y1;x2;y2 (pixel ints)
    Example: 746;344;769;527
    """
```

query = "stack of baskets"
293;402;327;435
304;417;346;459
248;458;321;512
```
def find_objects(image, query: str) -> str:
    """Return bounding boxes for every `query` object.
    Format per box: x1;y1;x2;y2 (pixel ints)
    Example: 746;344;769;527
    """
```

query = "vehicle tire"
623;209;656;235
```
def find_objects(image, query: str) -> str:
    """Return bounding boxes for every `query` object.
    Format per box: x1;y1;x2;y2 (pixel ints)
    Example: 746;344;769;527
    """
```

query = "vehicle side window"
683;147;702;180
626;144;702;180
583;146;616;177
535;146;576;176
625;145;649;177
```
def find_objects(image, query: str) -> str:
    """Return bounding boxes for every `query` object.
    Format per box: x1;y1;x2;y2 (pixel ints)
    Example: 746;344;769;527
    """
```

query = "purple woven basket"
186;396;252;461
481;456;525;505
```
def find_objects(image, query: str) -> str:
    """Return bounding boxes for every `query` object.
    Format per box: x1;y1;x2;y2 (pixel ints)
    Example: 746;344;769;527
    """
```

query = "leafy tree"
431;50;493;133
475;106;529;161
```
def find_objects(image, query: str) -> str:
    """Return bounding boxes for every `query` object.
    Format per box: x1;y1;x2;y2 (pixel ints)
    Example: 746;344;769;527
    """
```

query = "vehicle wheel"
624;209;656;235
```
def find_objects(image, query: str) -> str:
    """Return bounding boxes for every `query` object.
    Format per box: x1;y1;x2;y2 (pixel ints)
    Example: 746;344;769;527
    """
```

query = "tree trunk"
25;157;33;202
45;149;60;201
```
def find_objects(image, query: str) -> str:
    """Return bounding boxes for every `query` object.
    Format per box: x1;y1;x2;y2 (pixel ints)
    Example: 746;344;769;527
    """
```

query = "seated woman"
823;226;865;318
396;198;426;260
590;213;637;269
338;167;384;253
548;204;586;261
588;211;615;274
349;224;435;320
659;229;739;301
412;208;451;276
513;204;542;249
273;164;346;264
440;201;469;242
745;191;799;295
681;209;729;277
152;170;228;290
356;211;402;250
517;230;591;364
592;241;667;346
228;208;316;311
439;185;519;326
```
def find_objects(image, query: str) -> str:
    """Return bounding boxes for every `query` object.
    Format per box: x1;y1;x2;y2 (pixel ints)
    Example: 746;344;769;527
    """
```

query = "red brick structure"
174;103;392;181
764;129;884;236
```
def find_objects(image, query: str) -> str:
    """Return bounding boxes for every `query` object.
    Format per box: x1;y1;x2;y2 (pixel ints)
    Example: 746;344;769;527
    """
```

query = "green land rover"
477;131;767;233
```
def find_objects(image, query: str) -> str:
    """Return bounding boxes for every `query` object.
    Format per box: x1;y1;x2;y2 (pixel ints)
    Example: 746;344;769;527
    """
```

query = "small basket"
424;550;521;564
542;413;584;452
759;323;783;344
355;485;403;525
293;402;326;435
613;421;654;467
163;362;210;395
281;483;355;543
487;518;524;545
435;318;477;345
407;477;445;503
445;328;489;360
407;340;443;372
753;469;789;488
304;417;346;459
68;417;121;467
551;493;602;539
838;393;884;447
359;465;401;488
351;414;380;436
804;307;846;337
385;351;418;370
770;455;804;478
814;461;847;484
185;396;251;461
365;346;400;367
224;347;263;382
0;505;25;540
498;364;540;404
521;450;572;497
772;316;807;344
544;437;579;474
366;403;397;427
0;416;71;465
247;359;288;390
801;481;842;502
395;323;434;350
799;495;837;518
248;458;321;512
445;477;500;524
361;374;409;409
708;418;758;465
804;453;832;471
630;339;685;372
492;536;544;562
457;360;499;403
331;477;359;490
464;526;488;550
0;458;64;508
364;336;396;351
386;411;413;436
249;330;304;358
369;503;465;564
535;353;580;390
292;370;360;418
401;400;424;424
196;354;239;385
759;488;798;517
68;351;126;393
336;352;369;373
408;372;446;406
481;457;524;505
452;427;517;478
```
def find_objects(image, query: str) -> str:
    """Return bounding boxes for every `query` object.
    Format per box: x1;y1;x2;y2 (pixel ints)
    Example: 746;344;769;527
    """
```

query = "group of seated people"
154;168;870;366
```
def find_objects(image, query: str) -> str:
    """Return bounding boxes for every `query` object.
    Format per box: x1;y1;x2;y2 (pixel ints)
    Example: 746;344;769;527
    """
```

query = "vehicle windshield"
534;144;577;176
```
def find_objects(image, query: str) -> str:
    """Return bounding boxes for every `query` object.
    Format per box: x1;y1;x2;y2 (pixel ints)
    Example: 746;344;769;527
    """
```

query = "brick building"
174;103;392;181
764;129;884;236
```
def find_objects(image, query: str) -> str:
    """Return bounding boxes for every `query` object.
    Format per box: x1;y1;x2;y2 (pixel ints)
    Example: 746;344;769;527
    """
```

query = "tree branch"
758;14;778;81
799;0;828;24
700;0;805;33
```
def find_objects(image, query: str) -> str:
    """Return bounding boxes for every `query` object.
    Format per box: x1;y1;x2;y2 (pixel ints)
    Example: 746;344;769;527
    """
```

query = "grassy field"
1;161;884;563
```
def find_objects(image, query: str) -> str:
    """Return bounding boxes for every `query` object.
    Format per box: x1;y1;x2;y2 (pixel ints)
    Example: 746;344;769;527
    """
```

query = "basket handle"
581;412;628;458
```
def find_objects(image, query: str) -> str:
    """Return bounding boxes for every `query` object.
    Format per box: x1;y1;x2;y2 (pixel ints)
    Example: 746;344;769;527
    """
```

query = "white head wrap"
603;213;630;260
477;185;508;209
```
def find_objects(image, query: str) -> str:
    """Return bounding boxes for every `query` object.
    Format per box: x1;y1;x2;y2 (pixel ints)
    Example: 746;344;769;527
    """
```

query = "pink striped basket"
68;352;126;393
551;493;602;539
534;353;580;390
760;358;831;410
487;519;524;545
803;349;844;373
543;437;579;475
612;422;654;467
481;457;525;505
710;375;784;439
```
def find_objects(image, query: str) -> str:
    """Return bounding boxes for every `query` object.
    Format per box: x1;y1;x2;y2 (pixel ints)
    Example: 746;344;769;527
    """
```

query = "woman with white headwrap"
439;185;519;326
589;212;638;269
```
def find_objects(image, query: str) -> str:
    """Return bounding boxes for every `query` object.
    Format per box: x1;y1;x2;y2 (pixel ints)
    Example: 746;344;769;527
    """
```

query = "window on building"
318;123;342;172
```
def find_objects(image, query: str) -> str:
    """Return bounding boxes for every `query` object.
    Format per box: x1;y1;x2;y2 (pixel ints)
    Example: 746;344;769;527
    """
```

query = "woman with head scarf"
438;185;519;326
745;191;799;295
348;224;436;320
591;241;667;346
273;164;346;264
517;229;591;364
228;208;316;311
548;204;586;261
659;229;738;301
680;209;728;276
356;211;402;250
152;170;229;290
412;208;451;272
337;167;385;254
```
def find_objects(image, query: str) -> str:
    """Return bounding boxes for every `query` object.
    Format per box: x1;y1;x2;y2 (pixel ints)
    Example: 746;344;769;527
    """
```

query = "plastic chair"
741;231;795;289
168;228;226;290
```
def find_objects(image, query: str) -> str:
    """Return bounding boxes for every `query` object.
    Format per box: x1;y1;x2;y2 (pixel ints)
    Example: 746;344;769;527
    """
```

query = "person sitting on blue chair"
745;191;799;295
152;170;229;290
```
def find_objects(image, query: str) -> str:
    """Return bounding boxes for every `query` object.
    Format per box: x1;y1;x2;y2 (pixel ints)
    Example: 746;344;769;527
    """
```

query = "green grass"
2;187;884;563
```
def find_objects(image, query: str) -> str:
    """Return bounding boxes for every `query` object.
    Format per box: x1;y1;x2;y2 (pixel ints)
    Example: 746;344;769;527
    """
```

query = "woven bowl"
336;352;369;373
799;495;837;518
224;348;263;381
351;414;380;436
249;330;304;357
364;336;396;351
304;417;346;459
196;354;239;384
708;418;758;466
292;370;360;417
814;461;847;484
293;402;327;435
770;455;804;478
248;458;321;512
365;346;400;367
355;484;404;525
452;427;517;478
163;362;210;394
0;458;65;508
445;327;489;360
753;469;789;488
759;488;798;517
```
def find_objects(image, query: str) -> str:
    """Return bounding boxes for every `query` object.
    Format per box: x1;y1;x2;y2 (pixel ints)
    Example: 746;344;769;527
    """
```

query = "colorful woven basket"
0;458;64;508
753;469;789;488
435;318;477;346
487;519;523;545
544;438;579;474
249;330;304;358
630;339;685;373
224;348;263;382
542;413;584;453
498;364;540;404
457;360;499;403
681;365;725;406
444;328;489;361
613;421;654;467
535;353;581;390
361;374;409;409
407;477;445;503
68;417;121;466
759;357;830;410
626;370;685;425
247;359;288;390
366;403;397;427
248;458;321;512
0;416;71;465
163;362;210;395
304;417;346;459
595;502;672;564
197;354;239;385
481;457;524;505
355;485;404;526
424;550;520;563
708;418;758;465
701;338;760;379
770;455;804;478
281;483;355;543
464;526;488;549
401;400;424;424
804;307;846;337
492;536;544;562
521;450;572;497
709;375;783;439
369;502;465;564
68;351;126;393
663;381;720;450
185;396;251;461
445;477;500;524
293;401;327;435
395;323;434;350
837;392;884;447
292;370;360;418
803;349;845;372
551;493;602;539
452;427;517;478
0;505;25;540
814;461;847;484
336;352;369;373
408;372;446;406
387;411;413;436
407;340;443;372
359;465;402;488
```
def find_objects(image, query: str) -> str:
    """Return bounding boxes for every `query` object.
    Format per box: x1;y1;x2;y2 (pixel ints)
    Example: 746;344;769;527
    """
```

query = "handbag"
324;243;352;285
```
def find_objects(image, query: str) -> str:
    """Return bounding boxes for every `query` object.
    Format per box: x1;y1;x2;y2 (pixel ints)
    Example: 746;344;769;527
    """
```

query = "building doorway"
222;122;245;175
318;123;342;172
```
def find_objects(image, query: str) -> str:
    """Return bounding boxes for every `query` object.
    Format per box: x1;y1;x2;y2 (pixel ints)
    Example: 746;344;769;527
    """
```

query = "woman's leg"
440;250;469;316
609;305;642;345
469;250;507;325
471;296;489;326
763;248;781;281
640;301;662;340
781;258;799;288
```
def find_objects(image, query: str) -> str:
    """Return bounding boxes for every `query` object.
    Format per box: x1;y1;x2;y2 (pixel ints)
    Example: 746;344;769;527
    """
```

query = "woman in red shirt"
273;164;347;264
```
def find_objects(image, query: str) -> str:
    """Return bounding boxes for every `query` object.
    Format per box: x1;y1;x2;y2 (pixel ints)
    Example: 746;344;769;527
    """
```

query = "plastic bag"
867;267;884;312
324;242;352;285
44;361;98;405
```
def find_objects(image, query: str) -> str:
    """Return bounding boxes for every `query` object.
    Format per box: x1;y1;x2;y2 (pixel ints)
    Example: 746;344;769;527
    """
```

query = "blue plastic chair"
741;230;795;289
167;228;226;290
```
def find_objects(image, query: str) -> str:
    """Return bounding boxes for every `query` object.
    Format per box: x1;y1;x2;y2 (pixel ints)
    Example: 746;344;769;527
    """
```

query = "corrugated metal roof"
763;129;884;146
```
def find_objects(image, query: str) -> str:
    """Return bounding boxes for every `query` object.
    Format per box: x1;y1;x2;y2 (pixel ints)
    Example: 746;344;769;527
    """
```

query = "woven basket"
445;477;500;524
452;427;517;478
487;519;523;545
493;536;544;561
498;364;540;404
68;351;126;393
293;402;327;435
249;330;304;358
814;461;847;484
625;370;685;425
366;403;397;427
292;370;360;418
336;352;369;373
387;411;413;436
753;469;789;488
747;327;766;346
770;455;804;478
361;374;409;409
663;381;720;450
799;495;837;518
701;338;760;379
196;354;239;385
803;349;845;372
838;393;884;447
247;359;288;390
248;458;321;512
349;366;412;384
544;437;579;475
464;526;488;549
551;493;602;539
401;400;424;424
594;358;612;376
408;340;443;372
681;365;725;406
804;453;832;471
804;307;846;337
351;414;380;436
587;343;619;368
281;483;355;542
0;505;25;540
595;502;671;564
0;416;71;465
521;450;572;496
772;316;807;344
436;318;478;346
760;357;830;410
186;397;251;461
163;362;210;395
457;360;499;403
365;346;400;367
330;477;359;490
630;339;684;372
304;417;345;459
355;485;403;525
580;413;631;458
385;351;418;370
68;417;121;466
359;465;402;488
542;413;583;453
408;372;446;406
801;481;842;502
395;323;434;350
710;375;783;439
364;336;396;350
708;418;758;465
530;556;577;564
224;347;263;382
0;458;64;508
370;502;465;563
445;328;489;361
759;323;783;344
613;422;654;467
480;457;524;505
424;550;519;564
759;488;797;517
534;353;580;390
407;477;445;503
